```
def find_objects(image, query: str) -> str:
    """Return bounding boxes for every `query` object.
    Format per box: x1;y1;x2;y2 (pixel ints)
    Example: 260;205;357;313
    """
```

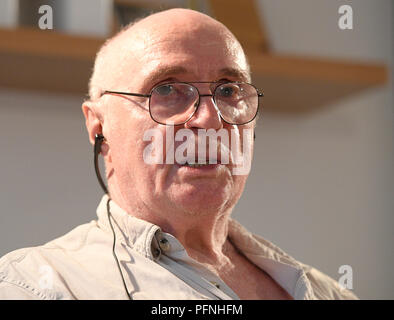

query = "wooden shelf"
0;27;103;95
248;52;388;113
0;25;388;112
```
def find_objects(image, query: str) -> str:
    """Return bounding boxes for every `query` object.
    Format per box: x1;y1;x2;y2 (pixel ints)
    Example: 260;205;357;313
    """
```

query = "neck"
108;184;236;268
164;213;231;266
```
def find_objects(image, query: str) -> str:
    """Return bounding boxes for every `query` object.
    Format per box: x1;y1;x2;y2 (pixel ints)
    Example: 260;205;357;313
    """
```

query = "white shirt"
0;195;358;300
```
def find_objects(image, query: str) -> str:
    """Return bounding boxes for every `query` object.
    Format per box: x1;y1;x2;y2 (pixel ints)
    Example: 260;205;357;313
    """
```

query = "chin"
169;182;233;216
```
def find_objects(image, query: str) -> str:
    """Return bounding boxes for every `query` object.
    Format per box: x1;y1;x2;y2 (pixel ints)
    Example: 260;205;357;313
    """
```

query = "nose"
184;94;223;130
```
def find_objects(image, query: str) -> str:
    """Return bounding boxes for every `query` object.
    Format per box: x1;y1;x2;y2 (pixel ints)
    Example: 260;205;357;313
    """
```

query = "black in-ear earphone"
94;133;132;300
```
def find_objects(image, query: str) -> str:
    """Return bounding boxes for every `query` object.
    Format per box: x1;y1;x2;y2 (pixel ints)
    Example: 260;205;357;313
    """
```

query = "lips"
178;163;221;173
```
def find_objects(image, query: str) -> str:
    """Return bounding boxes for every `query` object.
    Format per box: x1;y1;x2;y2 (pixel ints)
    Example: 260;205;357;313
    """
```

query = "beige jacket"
0;195;358;300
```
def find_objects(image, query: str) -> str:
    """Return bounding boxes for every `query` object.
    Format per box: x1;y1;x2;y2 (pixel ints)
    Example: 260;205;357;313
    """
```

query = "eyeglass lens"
149;83;258;125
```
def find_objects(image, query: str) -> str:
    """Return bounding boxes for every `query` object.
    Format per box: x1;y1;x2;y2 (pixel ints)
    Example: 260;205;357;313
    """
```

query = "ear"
82;101;103;145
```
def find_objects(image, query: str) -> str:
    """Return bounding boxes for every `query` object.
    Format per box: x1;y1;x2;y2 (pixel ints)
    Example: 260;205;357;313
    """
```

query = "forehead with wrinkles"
88;8;249;100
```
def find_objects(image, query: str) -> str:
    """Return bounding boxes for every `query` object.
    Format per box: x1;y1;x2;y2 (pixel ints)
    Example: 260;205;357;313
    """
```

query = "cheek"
238;124;254;142
107;106;152;171
227;174;248;206
237;125;254;159
233;174;248;190
112;115;171;187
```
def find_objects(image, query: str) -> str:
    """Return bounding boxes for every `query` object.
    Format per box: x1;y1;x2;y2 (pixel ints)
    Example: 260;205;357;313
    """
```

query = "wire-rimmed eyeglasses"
101;82;264;126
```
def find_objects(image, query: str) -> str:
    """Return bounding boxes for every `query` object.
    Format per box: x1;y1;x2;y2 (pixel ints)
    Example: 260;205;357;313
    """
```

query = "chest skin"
216;241;293;300
219;253;293;300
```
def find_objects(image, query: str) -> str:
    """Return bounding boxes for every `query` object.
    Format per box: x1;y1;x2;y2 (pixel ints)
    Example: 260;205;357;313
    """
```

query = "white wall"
0;90;102;254
0;0;393;299
0;0;19;27
56;0;112;37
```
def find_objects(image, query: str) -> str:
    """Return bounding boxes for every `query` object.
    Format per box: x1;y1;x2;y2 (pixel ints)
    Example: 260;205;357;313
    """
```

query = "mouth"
182;163;210;168
180;158;222;167
177;160;223;172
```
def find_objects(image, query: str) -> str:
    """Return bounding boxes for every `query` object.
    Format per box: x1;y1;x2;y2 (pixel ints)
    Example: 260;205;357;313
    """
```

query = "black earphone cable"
94;134;132;300
94;134;109;195
106;198;132;300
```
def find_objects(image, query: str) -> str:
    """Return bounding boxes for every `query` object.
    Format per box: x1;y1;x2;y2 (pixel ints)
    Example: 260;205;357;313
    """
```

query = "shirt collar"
96;194;162;261
96;194;314;299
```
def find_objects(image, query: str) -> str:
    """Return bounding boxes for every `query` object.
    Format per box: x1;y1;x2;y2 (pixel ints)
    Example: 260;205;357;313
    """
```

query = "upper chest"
216;249;294;300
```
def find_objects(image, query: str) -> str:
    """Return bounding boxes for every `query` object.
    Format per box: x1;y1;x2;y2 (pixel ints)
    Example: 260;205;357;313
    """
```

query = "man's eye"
155;84;173;96
218;85;238;98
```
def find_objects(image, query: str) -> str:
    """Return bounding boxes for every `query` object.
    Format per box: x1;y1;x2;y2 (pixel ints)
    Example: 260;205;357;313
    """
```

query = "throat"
186;239;237;275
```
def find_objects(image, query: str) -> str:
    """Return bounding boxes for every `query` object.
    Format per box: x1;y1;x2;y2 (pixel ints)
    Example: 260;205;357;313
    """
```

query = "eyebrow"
218;67;250;82
142;65;250;90
143;66;188;89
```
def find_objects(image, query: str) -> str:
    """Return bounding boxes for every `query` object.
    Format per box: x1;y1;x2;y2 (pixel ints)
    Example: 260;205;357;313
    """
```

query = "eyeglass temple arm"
102;90;263;98
101;90;151;98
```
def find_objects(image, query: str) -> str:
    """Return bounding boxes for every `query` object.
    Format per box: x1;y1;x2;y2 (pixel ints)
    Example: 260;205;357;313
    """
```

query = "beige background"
0;0;393;299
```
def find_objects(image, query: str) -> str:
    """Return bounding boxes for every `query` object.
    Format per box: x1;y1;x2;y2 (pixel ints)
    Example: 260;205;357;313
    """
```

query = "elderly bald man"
0;9;357;300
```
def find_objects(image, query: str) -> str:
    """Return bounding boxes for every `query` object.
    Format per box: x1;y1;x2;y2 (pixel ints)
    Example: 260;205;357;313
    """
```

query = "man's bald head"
88;8;250;100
